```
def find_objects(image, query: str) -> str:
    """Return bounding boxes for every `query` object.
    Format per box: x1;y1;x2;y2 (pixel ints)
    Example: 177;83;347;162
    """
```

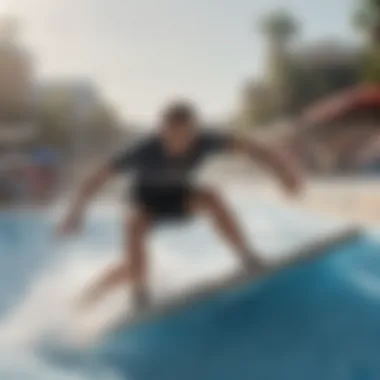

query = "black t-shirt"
110;131;232;188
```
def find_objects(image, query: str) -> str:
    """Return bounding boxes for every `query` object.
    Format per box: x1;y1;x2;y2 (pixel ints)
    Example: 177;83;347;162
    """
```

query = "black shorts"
131;184;194;221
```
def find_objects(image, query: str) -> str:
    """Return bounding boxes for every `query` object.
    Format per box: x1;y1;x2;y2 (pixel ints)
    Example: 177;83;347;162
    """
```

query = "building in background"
37;80;100;158
238;9;362;130
37;79;126;159
0;17;128;204
0;18;34;118
0;17;38;204
290;41;361;112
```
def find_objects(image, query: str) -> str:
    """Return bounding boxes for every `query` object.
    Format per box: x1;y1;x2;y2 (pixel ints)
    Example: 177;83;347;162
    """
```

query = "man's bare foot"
240;253;267;276
75;286;101;311
132;287;151;313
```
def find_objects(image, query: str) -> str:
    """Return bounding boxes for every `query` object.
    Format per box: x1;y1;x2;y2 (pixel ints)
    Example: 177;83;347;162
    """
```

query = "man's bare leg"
190;189;265;273
79;210;152;310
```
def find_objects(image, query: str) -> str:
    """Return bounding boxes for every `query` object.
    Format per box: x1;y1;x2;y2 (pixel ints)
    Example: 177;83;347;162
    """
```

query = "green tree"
89;103;123;154
353;0;380;82
259;10;300;117
260;9;299;47
37;91;72;150
353;0;380;46
239;82;274;128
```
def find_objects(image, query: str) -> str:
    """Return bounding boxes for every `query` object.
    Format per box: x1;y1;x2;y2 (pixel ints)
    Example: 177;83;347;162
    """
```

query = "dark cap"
162;101;198;126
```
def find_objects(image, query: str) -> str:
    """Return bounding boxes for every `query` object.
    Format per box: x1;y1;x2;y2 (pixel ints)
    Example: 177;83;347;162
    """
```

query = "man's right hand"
54;165;114;240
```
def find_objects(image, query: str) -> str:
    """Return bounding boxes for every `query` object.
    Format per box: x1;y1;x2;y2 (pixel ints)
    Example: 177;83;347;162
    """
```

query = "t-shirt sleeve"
109;139;149;172
199;131;233;155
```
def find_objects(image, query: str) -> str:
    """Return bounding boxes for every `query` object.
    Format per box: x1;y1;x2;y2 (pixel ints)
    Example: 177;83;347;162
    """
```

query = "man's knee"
114;261;141;282
128;211;151;238
195;189;225;212
125;211;151;269
116;262;130;277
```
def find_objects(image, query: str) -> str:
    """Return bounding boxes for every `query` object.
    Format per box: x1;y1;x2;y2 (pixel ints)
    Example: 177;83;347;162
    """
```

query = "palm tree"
260;9;299;48
259;10;300;117
353;0;380;82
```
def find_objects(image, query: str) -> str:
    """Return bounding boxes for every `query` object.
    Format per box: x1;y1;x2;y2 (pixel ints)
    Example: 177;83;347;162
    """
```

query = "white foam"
0;230;235;351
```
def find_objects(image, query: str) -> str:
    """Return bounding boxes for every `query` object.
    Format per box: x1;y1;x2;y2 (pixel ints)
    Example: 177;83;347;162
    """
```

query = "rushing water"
0;191;379;380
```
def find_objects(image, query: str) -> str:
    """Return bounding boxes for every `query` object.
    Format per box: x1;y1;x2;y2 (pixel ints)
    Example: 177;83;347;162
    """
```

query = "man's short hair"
162;101;198;126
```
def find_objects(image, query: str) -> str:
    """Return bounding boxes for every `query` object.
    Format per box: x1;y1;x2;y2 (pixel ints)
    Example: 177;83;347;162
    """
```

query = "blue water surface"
0;204;379;380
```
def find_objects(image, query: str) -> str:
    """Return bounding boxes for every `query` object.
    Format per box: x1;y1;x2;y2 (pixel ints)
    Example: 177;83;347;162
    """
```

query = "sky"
1;0;356;124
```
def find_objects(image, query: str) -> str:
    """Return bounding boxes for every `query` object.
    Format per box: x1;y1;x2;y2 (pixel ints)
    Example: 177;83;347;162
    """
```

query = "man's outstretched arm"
57;139;148;237
231;136;303;195
57;164;115;237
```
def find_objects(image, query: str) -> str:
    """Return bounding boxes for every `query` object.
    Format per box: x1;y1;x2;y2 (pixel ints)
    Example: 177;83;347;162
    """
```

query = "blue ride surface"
97;234;380;380
1;208;380;380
